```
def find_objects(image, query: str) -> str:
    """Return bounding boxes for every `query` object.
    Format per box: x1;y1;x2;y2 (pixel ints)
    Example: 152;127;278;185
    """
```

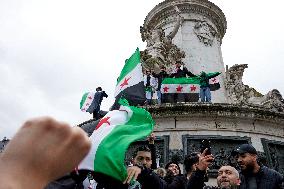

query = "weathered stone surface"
142;0;228;103
145;103;284;176
140;8;185;73
262;139;284;175
225;64;284;112
77;0;284;180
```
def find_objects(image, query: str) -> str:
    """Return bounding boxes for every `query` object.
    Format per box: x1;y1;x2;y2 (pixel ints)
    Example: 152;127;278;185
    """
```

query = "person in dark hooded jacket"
164;162;182;184
91;87;108;120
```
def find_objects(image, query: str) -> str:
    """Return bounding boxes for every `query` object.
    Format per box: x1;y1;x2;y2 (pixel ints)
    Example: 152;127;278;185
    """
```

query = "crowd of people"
143;61;221;105
1;118;283;189
122;140;284;189
0;64;282;188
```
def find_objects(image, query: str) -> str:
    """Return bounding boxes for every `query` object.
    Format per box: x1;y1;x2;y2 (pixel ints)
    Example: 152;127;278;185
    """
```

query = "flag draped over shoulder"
80;92;95;112
79;99;155;182
113;48;145;107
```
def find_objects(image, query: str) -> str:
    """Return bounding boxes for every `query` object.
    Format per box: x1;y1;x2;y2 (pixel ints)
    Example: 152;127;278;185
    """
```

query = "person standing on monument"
144;70;157;105
171;61;196;78
152;66;169;105
92;87;108;120
198;71;221;103
170;61;196;103
234;144;284;189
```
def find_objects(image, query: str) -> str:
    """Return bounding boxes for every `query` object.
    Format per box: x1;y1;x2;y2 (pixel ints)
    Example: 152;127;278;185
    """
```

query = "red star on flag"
120;77;131;89
163;86;169;93
211;78;217;83
176;85;183;92
190;85;197;91
86;103;89;106
88;96;92;100
95;116;111;130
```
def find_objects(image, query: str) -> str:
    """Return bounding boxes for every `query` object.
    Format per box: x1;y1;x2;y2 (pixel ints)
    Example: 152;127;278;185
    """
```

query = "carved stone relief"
169;149;184;164
140;6;186;73
144;2;227;41
182;135;251;177
194;21;216;46
258;89;284;112
225;64;284;112
261;139;284;175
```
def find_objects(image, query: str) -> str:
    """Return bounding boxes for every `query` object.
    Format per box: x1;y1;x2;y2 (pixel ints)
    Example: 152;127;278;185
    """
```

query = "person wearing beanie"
164;162;182;184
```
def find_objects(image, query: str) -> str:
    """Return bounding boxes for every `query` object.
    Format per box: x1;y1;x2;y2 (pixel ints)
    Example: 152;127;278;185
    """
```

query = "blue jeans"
200;87;211;102
156;90;162;105
146;91;152;105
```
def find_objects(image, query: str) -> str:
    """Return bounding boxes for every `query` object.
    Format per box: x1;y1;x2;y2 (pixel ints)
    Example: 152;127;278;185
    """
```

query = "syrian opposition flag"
161;77;200;102
80;92;95;112
79;99;154;182
113;48;145;108
209;76;220;91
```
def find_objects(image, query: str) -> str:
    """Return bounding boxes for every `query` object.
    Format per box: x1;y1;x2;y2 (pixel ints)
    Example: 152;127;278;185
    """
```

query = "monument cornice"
146;103;284;124
143;0;227;39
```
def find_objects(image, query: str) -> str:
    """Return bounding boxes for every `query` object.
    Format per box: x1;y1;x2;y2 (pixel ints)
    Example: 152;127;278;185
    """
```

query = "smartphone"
200;139;211;155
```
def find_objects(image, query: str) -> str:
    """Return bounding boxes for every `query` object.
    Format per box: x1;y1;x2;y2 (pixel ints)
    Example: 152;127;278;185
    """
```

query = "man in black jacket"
235;144;284;189
92;87;108;120
170;62;196;103
152;66;169;105
170;62;195;78
125;148;214;189
125;145;164;189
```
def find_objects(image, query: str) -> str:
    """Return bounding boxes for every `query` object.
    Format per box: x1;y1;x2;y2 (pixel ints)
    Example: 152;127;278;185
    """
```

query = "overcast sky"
1;0;283;139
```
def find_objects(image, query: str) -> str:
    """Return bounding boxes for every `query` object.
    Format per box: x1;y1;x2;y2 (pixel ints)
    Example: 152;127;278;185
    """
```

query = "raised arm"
102;91;108;98
183;67;196;77
0;117;91;189
207;72;221;79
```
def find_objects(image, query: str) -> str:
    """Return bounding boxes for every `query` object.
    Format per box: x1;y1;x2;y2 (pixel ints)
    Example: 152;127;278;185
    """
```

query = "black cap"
234;144;257;155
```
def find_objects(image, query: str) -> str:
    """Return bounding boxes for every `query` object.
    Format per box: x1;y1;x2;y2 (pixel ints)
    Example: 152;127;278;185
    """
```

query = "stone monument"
137;0;284;180
141;0;227;103
1;1;283;185
79;0;284;184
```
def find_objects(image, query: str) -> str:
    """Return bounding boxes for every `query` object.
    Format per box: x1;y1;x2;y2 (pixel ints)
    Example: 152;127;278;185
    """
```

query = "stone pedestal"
147;103;284;175
143;0;228;103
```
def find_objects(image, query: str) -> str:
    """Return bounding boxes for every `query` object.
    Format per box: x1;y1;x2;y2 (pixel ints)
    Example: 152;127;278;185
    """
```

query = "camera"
200;139;211;155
